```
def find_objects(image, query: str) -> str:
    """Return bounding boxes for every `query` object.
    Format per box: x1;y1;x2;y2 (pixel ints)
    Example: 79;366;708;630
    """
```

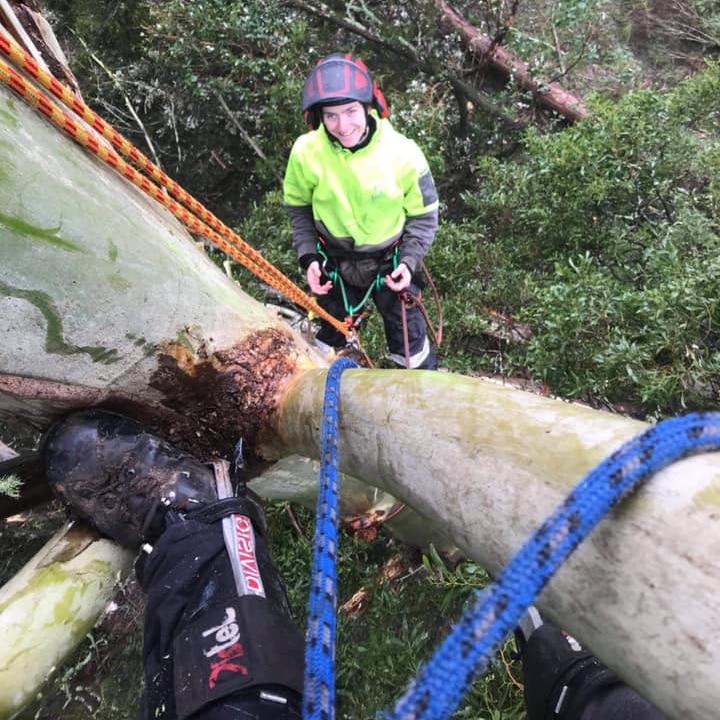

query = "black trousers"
137;513;664;720
137;515;303;720
521;623;666;720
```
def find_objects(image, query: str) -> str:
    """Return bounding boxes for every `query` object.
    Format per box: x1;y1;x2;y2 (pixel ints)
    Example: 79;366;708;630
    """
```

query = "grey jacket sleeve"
399;209;439;274
284;204;317;259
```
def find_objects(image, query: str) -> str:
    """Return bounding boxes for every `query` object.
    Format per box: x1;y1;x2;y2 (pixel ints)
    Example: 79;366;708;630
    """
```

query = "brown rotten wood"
436;0;588;122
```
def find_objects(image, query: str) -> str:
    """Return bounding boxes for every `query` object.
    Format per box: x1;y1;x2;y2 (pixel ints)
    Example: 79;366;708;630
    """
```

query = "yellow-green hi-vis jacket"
283;113;439;276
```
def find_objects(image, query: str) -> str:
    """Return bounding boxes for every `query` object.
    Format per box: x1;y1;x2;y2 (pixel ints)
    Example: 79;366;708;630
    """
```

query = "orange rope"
0;29;350;338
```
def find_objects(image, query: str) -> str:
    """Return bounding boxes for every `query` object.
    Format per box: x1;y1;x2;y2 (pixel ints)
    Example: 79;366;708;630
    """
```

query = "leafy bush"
461;65;720;414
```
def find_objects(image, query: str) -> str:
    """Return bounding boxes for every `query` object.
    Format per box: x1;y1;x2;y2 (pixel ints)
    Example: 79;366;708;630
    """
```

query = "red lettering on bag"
233;516;264;594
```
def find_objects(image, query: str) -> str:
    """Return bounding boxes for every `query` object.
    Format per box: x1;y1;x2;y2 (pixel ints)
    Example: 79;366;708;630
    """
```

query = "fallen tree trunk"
436;0;588;122
253;454;458;552
0;521;133;718
262;369;720;720
0;67;330;720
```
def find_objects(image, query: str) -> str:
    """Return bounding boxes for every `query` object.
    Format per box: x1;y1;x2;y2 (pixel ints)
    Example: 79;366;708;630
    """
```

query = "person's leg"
43;409;303;720
517;606;666;720
374;281;437;369
139;515;302;720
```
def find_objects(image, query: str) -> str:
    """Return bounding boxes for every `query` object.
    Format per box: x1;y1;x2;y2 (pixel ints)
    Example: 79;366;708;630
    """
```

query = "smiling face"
321;101;368;148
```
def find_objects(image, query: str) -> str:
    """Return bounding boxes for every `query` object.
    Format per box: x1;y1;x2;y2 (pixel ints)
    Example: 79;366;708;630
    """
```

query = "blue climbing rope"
303;356;358;720
304;358;720;720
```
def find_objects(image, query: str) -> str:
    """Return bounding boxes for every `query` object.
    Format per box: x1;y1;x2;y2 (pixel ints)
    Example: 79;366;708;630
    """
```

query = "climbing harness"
316;241;396;332
0;27;350;340
317;240;443;368
306;359;720;720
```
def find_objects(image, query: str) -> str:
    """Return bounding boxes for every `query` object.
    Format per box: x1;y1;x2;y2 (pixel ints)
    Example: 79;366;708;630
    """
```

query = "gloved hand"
307;260;333;295
384;262;412;292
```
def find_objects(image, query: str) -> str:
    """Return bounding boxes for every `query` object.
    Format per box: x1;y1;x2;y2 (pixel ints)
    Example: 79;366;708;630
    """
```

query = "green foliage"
390;78;450;178
233;190;301;290
0;473;20;498
43;0;313;222
460;66;720;414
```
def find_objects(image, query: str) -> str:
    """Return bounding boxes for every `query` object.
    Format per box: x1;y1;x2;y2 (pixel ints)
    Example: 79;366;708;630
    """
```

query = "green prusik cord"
316;243;399;324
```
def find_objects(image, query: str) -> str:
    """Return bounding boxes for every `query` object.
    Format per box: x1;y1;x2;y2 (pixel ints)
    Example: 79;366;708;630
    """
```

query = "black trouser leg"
138;515;303;720
521;622;666;720
374;282;437;369
314;283;349;348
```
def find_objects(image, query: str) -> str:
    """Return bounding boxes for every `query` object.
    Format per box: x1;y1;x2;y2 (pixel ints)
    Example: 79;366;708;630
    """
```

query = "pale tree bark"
263;369;720;720
1;48;719;720
0;78;328;457
0;521;133;718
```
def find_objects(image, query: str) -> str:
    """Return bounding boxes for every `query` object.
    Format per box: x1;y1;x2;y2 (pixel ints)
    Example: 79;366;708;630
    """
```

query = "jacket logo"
369;181;385;201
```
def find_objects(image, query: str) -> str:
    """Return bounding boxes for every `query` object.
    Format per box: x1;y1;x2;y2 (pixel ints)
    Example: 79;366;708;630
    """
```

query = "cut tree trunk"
0;521;133;718
262;369;720;720
436;0;587;122
1;47;719;720
0;75;327;459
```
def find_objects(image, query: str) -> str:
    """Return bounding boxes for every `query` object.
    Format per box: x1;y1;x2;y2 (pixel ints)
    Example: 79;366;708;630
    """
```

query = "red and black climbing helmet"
302;53;388;128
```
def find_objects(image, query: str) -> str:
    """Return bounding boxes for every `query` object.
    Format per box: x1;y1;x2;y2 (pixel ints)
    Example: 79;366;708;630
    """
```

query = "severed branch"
213;89;269;162
0;0;83;96
437;0;587;121
282;0;526;132
283;0;417;62
285;0;586;124
449;75;525;131
213;89;283;184
483;0;521;61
